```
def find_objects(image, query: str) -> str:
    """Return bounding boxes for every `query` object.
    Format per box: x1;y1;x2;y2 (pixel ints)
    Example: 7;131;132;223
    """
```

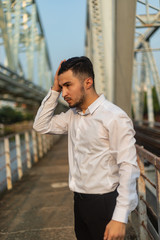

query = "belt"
74;189;117;200
74;192;101;199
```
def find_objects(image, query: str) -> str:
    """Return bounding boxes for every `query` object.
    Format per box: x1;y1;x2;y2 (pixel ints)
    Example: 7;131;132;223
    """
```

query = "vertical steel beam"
22;0;30;78
101;0;115;102
5;0;13;62
0;0;14;69
38;38;45;87
145;53;154;126
139;52;146;123
114;0;137;116
13;1;21;70
133;53;146;124
133;59;141;121
143;41;160;106
28;3;36;81
38;38;43;87
85;10;92;61
87;0;107;95
145;0;149;23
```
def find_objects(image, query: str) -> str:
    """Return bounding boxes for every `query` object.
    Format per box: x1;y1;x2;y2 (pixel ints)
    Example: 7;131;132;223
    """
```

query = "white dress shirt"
33;89;140;223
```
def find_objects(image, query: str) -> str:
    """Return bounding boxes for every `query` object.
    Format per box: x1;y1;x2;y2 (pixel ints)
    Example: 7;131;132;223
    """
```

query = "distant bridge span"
0;0;52;104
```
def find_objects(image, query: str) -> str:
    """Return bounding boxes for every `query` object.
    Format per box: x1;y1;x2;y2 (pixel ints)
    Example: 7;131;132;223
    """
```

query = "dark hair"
58;56;95;88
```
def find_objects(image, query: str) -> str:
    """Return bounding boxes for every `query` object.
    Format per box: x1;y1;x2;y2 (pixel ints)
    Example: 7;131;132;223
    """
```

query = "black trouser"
74;189;118;240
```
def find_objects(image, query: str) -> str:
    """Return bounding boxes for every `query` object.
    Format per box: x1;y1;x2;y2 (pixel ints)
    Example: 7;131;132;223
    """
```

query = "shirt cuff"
41;88;60;105
51;88;61;94
112;206;129;223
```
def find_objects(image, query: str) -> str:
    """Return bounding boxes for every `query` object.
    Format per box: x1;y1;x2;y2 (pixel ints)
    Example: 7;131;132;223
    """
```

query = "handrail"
0;129;59;193
131;145;160;239
134;120;160;128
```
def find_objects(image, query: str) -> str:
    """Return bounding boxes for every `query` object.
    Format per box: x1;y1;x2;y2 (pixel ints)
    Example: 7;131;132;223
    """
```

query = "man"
33;56;140;240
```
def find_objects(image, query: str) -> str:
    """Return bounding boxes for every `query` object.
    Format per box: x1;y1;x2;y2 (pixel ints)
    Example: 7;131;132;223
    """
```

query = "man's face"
58;70;86;109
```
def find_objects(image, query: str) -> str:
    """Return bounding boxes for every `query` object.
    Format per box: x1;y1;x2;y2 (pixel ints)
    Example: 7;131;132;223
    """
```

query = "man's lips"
64;98;72;103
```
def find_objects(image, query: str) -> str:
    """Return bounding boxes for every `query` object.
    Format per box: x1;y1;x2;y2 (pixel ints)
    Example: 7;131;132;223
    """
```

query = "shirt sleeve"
108;113;140;223
33;89;72;134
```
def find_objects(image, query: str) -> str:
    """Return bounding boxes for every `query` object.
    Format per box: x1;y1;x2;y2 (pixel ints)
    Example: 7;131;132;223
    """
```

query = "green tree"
143;86;160;117
0;106;24;124
152;86;160;115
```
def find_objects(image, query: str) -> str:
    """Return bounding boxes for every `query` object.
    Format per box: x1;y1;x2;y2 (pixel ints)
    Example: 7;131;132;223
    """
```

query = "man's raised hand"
52;60;65;92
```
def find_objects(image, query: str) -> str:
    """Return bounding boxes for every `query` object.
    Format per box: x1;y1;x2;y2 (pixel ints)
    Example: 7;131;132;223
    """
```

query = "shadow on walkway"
0;135;76;240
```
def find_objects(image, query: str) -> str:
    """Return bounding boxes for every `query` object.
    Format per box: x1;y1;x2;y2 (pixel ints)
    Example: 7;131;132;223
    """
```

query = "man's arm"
104;113;140;240
33;61;71;135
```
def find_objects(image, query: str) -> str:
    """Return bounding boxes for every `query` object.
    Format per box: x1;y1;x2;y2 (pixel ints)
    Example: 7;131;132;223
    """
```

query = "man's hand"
52;60;65;92
104;220;126;240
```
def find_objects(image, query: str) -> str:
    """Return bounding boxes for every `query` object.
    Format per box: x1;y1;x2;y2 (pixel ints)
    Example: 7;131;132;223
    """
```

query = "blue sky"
36;1;160;80
37;0;87;75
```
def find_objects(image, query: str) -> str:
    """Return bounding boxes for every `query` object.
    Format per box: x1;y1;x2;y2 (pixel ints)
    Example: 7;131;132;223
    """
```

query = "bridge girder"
86;0;136;116
0;0;53;103
133;0;160;126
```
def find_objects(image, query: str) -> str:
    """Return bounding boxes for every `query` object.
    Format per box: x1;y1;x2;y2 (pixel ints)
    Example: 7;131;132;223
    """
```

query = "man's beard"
69;86;86;109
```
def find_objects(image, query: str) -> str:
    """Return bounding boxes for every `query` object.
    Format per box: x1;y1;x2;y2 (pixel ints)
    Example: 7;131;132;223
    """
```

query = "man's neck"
81;91;99;113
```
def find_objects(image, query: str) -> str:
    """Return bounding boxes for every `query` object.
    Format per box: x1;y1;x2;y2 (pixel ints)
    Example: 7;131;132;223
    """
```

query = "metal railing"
1;129;160;239
0;130;60;194
131;145;160;239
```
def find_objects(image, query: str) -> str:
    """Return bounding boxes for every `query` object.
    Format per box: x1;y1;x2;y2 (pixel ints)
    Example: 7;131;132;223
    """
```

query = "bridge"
0;0;160;239
0;0;52;104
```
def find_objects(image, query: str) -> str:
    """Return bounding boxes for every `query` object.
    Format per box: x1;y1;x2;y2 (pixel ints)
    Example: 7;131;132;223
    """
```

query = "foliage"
23;112;34;121
143;86;160;116
0;106;34;124
152;86;160;114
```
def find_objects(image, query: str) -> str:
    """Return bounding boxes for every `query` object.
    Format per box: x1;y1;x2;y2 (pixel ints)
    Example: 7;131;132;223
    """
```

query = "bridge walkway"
0;135;136;240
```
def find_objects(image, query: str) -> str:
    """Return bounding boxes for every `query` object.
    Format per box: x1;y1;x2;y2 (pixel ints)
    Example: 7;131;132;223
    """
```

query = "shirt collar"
76;94;106;116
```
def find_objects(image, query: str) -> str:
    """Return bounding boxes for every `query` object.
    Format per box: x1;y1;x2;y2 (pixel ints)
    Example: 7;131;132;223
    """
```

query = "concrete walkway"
0;135;137;240
0;135;75;240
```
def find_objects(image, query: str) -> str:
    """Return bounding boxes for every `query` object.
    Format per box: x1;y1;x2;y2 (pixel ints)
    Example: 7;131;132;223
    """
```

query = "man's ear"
84;77;93;89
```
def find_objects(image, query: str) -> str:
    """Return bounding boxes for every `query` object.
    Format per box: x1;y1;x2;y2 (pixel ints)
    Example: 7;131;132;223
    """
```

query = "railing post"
156;166;160;236
4;137;12;190
49;135;52;149
137;155;149;239
25;131;32;168
15;134;23;179
46;134;50;151
32;130;38;163
42;134;47;154
38;133;43;158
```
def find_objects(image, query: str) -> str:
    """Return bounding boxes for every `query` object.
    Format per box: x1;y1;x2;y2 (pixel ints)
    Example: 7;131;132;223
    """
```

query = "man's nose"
62;88;67;98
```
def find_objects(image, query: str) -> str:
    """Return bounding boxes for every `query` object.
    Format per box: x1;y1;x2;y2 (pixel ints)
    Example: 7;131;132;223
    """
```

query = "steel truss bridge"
0;0;159;121
86;0;160;123
0;0;52;104
0;0;160;239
